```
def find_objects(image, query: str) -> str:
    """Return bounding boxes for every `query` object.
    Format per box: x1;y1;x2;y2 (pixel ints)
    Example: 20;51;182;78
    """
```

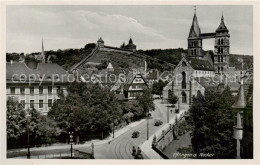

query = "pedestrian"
137;147;141;155
132;146;136;156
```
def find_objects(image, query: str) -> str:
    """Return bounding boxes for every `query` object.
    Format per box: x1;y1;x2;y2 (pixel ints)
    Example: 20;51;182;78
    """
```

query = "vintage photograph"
5;4;253;159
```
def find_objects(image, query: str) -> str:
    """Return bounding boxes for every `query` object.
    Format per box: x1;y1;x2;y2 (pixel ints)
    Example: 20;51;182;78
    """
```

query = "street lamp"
147;109;149;140
69;131;74;158
26;113;31;159
167;103;169;123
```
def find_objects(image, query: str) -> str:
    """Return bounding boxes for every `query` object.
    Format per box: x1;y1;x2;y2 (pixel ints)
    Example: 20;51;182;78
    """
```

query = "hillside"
6;45;253;71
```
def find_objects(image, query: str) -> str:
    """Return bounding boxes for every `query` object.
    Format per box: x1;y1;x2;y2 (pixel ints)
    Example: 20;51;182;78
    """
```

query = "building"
6;40;72;115
163;10;241;107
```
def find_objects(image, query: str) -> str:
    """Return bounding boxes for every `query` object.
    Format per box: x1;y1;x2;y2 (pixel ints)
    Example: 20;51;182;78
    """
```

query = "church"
163;10;243;107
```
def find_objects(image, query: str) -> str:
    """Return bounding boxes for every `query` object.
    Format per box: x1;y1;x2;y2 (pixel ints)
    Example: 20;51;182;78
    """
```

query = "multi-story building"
6;41;72;115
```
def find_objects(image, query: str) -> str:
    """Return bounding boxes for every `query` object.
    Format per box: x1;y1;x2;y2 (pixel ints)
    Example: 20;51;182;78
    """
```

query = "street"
78;99;177;159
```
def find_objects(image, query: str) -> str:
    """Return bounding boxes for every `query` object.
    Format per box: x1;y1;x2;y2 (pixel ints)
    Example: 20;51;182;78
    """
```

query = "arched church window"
191;50;193;55
218;67;220;73
218;56;220;62
182;72;186;89
221;39;224;45
221;48;224;54
194;50;197;55
182;61;187;67
218;47;220;54
221;67;224;73
182;91;187;103
221;56;223;62
218;39;220;45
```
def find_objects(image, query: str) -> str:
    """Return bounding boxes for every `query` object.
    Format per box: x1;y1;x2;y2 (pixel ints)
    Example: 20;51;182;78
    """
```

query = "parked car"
132;131;140;138
154;119;163;126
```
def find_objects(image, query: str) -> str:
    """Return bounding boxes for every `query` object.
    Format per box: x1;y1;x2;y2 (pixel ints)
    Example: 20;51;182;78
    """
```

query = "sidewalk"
7;119;146;156
140;101;189;159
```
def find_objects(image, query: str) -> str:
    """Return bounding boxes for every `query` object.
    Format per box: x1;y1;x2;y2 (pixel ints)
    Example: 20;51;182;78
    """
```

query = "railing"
151;113;186;159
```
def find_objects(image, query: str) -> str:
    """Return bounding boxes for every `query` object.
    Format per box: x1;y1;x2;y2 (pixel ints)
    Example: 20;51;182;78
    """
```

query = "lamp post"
167;103;169;123
26;113;30;159
147;109;149;140
69;131;74;158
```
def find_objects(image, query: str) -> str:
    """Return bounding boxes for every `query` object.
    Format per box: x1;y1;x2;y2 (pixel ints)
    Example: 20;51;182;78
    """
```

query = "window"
20;100;25;108
182;72;186;89
30;86;34;95
39;86;43;95
48;86;52;94
221;39;224;45
182;61;187;67
48;99;52;107
182;91;187;103
191;50;193;55
39;100;43;108
10;87;15;94
20;87;25;95
221;56;224;62
30;100;34;108
194;50;197;55
56;86;61;94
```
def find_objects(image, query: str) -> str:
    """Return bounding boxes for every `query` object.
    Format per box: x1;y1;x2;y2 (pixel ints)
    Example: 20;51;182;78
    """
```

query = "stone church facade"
164;11;234;106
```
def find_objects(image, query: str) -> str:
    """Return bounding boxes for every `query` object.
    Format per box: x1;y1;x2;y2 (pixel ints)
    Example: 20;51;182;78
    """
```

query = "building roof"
232;81;246;109
216;15;229;33
188;13;201;38
189;58;215;71
6;62;72;83
97;37;104;43
194;77;219;89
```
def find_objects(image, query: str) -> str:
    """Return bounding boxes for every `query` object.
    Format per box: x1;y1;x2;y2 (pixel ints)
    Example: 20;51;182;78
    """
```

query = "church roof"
188;13;201;38
232;80;246;109
216;15;229;33
189;58;215;71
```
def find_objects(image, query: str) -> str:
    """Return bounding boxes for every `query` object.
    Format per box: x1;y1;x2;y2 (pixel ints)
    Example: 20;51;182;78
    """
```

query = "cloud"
7;7;171;53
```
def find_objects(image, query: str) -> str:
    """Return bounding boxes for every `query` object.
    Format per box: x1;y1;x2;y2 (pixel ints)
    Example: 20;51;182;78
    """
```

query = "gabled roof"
216;15;229;33
188;13;201;38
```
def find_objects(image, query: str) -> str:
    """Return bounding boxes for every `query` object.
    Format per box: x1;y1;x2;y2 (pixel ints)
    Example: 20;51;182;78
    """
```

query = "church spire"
41;38;45;63
216;12;229;33
188;8;201;38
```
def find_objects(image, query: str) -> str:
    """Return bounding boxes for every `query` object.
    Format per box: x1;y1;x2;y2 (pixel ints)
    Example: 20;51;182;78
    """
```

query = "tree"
48;82;123;141
7;97;27;141
151;80;168;97
136;89;155;115
189;87;235;158
168;90;178;105
7;97;59;148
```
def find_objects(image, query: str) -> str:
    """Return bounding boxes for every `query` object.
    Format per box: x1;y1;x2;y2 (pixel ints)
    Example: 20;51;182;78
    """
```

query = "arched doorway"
182;91;187;103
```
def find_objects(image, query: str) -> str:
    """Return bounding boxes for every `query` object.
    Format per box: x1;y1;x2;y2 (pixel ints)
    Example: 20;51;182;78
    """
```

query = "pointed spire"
232;79;246;109
216;12;229;33
188;9;201;38
41;38;45;63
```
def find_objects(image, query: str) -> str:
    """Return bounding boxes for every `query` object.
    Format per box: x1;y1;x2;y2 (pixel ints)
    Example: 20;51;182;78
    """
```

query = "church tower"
41;38;46;63
187;10;203;58
214;14;230;74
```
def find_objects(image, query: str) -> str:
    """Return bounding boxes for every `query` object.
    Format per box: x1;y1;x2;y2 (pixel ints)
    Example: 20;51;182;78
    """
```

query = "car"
154;119;163;126
132;131;140;138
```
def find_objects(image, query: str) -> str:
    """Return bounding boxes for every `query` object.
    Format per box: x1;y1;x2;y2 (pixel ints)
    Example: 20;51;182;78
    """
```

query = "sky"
6;5;253;55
